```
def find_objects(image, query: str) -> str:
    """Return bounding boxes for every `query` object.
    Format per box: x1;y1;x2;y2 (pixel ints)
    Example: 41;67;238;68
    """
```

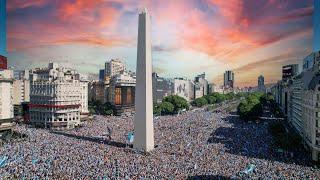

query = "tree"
204;95;216;104
163;95;189;114
159;102;174;115
192;97;208;107
153;103;161;116
237;93;263;120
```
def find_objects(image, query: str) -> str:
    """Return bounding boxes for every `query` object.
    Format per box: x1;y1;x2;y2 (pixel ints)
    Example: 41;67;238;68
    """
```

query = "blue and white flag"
127;132;134;143
0;156;8;168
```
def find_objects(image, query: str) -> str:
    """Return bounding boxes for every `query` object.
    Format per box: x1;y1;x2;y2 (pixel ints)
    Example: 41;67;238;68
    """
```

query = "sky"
6;0;314;87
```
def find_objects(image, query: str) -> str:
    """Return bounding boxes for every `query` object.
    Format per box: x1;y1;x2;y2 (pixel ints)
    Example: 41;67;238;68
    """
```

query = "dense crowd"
0;108;319;179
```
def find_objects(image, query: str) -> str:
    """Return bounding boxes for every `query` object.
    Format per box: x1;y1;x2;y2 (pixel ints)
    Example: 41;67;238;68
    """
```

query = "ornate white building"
29;63;88;129
0;70;14;132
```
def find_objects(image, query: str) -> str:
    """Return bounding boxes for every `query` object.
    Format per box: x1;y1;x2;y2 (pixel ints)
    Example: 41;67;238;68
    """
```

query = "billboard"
0;55;7;69
0;0;6;57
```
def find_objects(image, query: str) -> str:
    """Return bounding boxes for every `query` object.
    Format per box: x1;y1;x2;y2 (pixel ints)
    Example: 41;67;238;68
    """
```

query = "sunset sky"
7;0;314;87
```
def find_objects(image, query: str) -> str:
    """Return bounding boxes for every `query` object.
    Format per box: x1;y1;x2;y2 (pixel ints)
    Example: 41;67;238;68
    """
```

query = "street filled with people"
0;108;319;179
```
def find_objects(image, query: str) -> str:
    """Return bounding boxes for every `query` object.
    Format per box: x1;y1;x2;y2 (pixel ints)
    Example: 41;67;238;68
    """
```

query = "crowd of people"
0;108;319;179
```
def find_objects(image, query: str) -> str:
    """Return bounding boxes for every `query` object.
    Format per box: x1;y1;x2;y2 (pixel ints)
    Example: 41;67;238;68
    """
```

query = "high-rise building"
12;70;30;106
152;73;172;103
99;69;105;82
303;51;320;71
258;75;265;92
282;64;299;81
314;0;320;52
224;70;234;88
194;73;208;98
13;79;30;105
104;59;126;83
134;8;154;152
29;63;88;129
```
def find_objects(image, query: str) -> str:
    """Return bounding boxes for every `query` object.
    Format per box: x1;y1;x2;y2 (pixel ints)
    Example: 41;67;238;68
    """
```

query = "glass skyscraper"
314;0;320;52
0;0;6;57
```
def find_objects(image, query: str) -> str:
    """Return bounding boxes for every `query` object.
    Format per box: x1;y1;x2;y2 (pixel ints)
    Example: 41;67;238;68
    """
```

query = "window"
115;87;122;105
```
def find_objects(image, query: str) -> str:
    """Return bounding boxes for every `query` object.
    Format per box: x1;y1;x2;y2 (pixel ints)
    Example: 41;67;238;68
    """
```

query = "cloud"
7;0;50;11
7;0;313;86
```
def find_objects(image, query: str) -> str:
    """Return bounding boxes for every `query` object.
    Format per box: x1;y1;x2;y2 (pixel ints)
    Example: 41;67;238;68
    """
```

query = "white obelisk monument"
133;8;154;152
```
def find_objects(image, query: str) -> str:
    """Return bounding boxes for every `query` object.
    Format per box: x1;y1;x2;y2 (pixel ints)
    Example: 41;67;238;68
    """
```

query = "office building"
12;70;30;106
0;70;14;132
258;75;266;92
173;78;194;101
282;64;299;81
105;59;126;84
109;72;136;115
29;63;88;129
0;0;14;133
13;79;30;105
303;51;320;71
194;73;208;98
99;69;105;82
272;62;320;161
152;73;172;103
88;81;108;103
224;70;234;88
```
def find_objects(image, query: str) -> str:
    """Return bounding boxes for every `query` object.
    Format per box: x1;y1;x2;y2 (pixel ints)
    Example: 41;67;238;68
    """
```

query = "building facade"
258;75;266;92
282;64;299;81
0;70;14;131
88;81;108;103
272;55;320;161
99;69;105;82
105;59;126;83
173;78;194;101
13;79;30;105
0;0;14;133
194;73;208;98
29;63;88;129
152;73;172;103
224;70;234;88
108;72;136;115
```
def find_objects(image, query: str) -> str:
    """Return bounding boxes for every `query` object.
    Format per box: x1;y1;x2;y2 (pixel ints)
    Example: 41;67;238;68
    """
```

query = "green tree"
204;95;216;104
159;102;175;115
153;103;161;116
163;95;189;114
237;93;263;120
192;97;208;107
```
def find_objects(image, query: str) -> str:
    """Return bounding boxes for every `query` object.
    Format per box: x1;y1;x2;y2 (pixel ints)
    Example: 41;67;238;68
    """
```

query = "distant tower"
134;8;154;152
258;75;265;92
314;0;320;52
224;70;234;88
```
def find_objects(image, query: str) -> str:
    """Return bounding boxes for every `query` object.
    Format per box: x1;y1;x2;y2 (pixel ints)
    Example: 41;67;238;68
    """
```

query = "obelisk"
133;8;154;152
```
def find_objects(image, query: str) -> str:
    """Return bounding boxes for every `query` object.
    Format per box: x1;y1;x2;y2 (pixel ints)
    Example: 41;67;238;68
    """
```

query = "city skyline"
6;0;314;87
